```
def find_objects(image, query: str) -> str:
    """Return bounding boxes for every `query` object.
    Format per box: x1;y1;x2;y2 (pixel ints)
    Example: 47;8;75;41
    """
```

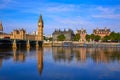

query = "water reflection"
0;49;12;68
52;47;73;63
86;48;120;63
36;47;44;75
0;57;2;68
73;47;87;63
0;55;12;68
0;47;120;80
52;47;120;64
13;49;25;62
12;47;44;75
27;47;30;53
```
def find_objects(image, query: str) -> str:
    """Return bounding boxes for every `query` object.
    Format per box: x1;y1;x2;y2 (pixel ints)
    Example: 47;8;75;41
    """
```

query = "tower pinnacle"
0;21;3;32
38;15;43;24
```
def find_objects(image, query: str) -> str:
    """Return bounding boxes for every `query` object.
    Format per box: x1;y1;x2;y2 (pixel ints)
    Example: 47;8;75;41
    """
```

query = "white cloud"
92;14;120;19
46;5;75;12
0;0;13;9
97;6;115;14
16;4;78;15
43;15;96;34
92;6;120;19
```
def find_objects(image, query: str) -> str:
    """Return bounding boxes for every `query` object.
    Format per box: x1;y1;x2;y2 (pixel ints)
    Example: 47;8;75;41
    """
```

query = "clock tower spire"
37;15;44;41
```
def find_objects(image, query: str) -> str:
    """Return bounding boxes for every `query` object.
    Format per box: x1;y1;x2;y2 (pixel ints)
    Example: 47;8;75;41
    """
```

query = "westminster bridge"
0;39;43;48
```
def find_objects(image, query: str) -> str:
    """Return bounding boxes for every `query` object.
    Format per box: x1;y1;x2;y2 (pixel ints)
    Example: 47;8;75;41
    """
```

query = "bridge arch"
0;39;13;48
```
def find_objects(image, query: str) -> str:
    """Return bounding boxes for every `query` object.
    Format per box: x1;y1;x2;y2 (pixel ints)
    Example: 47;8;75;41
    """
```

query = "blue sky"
0;0;120;35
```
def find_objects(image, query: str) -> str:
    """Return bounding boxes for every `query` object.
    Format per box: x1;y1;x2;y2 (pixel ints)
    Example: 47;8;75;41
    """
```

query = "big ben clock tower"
37;15;44;41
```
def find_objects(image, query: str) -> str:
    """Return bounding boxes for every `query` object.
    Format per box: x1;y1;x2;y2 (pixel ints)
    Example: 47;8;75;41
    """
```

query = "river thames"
0;47;120;80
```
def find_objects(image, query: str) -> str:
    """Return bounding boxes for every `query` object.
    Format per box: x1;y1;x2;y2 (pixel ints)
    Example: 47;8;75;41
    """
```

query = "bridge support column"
27;40;30;48
12;39;17;49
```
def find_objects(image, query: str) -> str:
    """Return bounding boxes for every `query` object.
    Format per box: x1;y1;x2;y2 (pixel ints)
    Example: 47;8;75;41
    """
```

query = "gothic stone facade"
0;15;44;41
10;29;26;40
10;29;37;40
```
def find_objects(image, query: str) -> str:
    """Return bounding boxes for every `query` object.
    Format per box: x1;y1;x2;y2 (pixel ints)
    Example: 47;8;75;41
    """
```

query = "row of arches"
0;39;42;48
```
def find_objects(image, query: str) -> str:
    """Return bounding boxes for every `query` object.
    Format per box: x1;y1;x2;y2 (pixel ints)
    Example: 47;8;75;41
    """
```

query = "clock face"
38;23;41;25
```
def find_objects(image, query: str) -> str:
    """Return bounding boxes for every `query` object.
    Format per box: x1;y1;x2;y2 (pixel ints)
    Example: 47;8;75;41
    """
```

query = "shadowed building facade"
93;27;111;38
52;29;74;41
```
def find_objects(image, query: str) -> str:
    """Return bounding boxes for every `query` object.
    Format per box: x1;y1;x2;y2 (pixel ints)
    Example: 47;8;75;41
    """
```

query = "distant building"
45;34;52;38
76;28;86;41
52;29;74;41
44;34;52;41
93;27;111;38
32;31;38;35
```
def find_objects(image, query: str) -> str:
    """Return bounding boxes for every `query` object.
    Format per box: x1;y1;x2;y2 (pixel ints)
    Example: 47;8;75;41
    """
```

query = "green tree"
117;33;120;42
86;34;101;42
49;37;53;41
57;34;66;41
74;34;80;41
90;34;95;41
44;36;47;41
101;32;120;42
108;32;120;42
109;32;116;41
86;34;91;41
102;35;110;42
94;35;101;41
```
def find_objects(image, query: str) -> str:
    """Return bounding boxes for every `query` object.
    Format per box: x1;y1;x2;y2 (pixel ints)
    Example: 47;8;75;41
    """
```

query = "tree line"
86;32;120;42
45;32;120;42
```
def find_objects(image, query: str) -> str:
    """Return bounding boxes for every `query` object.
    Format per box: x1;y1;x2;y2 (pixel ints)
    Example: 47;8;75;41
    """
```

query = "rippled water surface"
0;47;120;80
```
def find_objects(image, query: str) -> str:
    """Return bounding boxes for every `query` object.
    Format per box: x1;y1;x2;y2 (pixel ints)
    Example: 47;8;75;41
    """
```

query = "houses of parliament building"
0;15;44;41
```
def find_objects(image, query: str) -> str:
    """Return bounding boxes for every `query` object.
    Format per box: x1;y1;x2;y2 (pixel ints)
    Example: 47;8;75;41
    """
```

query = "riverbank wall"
43;41;120;48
